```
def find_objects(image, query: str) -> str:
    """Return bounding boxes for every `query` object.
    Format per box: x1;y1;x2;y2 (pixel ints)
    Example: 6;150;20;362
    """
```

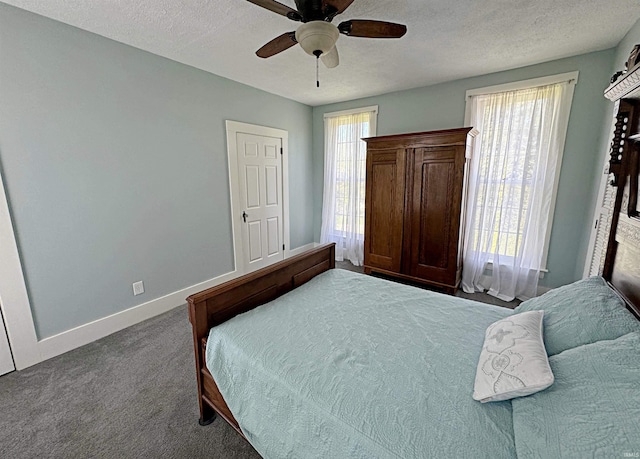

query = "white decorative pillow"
473;310;554;403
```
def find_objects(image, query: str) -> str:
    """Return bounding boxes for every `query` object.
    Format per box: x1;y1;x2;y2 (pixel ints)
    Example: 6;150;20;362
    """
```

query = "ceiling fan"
247;0;407;69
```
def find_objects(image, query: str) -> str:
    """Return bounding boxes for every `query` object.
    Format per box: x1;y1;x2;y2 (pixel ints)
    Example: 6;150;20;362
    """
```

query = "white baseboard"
36;269;240;363
34;242;320;365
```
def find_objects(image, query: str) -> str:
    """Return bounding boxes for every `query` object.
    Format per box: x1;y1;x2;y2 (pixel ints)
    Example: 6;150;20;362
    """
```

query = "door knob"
242;211;248;223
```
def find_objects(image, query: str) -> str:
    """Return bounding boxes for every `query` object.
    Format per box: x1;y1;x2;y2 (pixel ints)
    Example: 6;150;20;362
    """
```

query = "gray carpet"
0;305;261;459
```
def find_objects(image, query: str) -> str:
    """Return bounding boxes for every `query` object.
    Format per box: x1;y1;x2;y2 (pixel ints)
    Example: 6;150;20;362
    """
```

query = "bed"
187;241;640;458
188;62;640;458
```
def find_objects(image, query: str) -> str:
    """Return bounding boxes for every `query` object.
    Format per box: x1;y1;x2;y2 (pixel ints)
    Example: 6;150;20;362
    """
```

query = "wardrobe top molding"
362;127;477;151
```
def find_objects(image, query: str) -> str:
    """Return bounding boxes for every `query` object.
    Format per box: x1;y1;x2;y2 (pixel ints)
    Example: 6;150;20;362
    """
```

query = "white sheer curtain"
462;81;573;301
320;109;376;266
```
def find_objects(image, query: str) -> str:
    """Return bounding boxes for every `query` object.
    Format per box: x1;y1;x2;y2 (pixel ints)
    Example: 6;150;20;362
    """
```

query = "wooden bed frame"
187;56;640;440
187;243;335;431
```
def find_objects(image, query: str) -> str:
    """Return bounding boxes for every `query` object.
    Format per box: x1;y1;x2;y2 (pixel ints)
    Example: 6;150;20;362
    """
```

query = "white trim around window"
464;72;579;128
323;105;379;119
465;72;580;99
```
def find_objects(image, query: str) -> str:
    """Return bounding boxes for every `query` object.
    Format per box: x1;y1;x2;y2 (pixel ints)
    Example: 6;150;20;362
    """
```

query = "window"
472;88;548;259
320;106;378;266
461;73;577;300
333;121;369;236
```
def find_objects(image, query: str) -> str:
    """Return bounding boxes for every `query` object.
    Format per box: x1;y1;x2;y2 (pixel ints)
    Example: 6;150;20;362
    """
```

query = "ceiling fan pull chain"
316;55;320;88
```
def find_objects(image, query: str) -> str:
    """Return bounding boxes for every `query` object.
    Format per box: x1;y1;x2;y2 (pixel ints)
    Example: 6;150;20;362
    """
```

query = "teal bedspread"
206;269;516;458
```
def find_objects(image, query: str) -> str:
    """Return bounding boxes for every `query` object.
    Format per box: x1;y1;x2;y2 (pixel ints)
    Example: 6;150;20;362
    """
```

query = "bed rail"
187;243;335;428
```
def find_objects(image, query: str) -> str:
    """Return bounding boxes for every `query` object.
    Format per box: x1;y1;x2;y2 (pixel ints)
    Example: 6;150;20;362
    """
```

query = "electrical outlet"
132;281;144;296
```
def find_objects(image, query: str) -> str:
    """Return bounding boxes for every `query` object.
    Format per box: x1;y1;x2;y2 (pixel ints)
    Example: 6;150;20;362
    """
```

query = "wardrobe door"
364;148;406;272
406;146;465;285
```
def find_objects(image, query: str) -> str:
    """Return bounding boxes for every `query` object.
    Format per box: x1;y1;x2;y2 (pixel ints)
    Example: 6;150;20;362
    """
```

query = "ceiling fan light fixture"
295;21;339;57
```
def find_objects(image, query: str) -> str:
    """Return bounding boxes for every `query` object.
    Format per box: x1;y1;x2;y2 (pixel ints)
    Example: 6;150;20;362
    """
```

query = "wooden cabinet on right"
363;128;476;294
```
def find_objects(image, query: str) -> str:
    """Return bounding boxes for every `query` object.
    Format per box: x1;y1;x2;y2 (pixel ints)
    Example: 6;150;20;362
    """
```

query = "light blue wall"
0;4;314;338
312;50;616;289
0;3;629;340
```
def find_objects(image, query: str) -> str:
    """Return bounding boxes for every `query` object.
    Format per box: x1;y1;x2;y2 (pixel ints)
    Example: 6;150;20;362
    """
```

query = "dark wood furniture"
187;243;335;430
362;128;477;294
602;54;640;320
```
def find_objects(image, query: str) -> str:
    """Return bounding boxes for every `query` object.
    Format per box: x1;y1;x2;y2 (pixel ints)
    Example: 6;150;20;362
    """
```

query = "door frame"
0;168;40;370
0;310;14;375
225;120;290;275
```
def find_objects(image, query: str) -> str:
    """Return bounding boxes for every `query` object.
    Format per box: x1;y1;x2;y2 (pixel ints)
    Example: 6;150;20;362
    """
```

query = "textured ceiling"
3;0;640;106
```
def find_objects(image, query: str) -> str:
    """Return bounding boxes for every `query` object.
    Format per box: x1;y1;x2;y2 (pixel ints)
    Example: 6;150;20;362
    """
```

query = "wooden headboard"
603;53;640;320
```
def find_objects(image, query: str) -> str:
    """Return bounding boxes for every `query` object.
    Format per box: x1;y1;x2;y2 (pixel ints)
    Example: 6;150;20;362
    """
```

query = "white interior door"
236;132;284;272
0;307;15;375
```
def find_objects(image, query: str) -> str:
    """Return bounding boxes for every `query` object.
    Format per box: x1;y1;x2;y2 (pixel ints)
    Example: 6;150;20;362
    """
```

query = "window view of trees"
472;88;549;259
333;120;369;236
320;107;377;266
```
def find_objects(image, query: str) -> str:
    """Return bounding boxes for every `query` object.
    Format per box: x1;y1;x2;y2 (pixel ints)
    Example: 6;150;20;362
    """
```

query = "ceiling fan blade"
338;20;407;38
321;46;339;68
246;0;302;21
322;0;356;18
256;32;298;58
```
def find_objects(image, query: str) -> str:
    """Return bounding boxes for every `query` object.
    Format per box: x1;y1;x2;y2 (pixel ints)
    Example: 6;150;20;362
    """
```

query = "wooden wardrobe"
363;128;476;294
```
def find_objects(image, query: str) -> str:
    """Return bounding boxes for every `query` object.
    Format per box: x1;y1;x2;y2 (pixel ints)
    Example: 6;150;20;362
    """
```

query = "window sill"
484;261;548;279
